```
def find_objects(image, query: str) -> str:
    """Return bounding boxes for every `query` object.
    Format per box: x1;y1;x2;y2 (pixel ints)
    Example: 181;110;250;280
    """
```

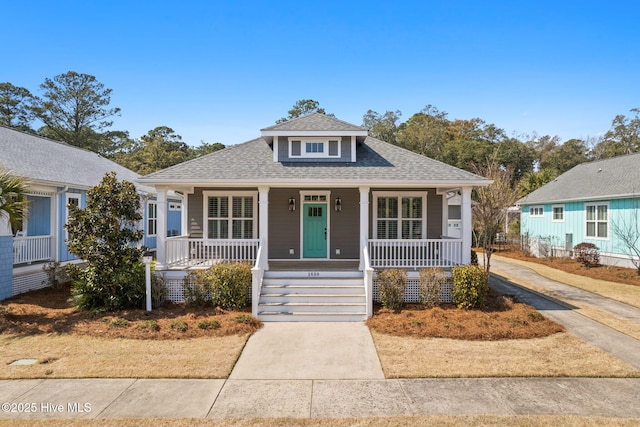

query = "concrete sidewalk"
2;378;640;419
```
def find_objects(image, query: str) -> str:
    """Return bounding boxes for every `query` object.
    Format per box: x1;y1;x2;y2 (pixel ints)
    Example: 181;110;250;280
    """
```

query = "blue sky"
3;1;638;146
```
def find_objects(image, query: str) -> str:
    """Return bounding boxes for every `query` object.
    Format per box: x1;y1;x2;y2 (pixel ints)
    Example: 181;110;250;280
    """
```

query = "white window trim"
529;205;544;217
288;137;341;159
585;201;609;240
147;201;158;237
202;191;258;239
65;193;81;240
372;191;427;239
552;204;564;222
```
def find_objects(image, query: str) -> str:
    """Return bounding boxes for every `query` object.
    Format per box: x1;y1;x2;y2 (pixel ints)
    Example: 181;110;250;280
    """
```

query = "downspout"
53;186;69;262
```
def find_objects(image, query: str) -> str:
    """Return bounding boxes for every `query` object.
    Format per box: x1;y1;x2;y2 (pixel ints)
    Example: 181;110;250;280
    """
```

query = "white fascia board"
261;130;368;137
517;193;640;206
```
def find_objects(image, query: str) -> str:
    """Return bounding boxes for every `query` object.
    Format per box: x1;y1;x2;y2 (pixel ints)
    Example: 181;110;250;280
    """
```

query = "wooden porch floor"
268;261;360;271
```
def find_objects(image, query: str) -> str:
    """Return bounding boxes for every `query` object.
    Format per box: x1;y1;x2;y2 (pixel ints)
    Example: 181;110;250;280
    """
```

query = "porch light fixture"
288;197;296;211
335;197;342;212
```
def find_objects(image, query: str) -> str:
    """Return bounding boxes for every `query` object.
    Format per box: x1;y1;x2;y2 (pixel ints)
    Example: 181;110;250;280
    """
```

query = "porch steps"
257;271;366;322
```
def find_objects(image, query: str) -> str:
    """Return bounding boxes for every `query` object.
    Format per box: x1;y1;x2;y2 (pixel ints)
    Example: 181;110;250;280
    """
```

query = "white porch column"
258;186;269;270
181;193;189;237
155;187;168;269
359;186;370;270
442;193;450;237
461;186;472;264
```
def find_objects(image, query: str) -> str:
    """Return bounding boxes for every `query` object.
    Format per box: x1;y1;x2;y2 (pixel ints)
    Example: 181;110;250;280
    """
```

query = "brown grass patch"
372;331;640;378
0;284;261;340
366;289;564;340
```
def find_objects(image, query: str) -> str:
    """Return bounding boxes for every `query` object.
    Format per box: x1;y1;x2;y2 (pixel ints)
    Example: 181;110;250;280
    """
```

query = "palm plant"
0;168;29;234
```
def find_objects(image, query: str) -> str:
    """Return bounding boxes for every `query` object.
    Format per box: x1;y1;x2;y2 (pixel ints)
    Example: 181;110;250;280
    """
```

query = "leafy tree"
190;141;225;158
518;169;557;197
362;109;402;144
0;83;34;132
594;108;640;158
65;172;145;310
540;138;589;174
0;168;29;235
115;126;191;175
493;137;536;182
396;105;452;160
527;134;562;170
472;159;519;273
30;71;121;153
276;99;333;123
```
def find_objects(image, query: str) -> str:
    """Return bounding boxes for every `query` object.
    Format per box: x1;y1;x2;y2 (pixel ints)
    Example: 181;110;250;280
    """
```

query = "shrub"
377;269;407;311
184;270;213;307
451;265;489;309
418;267;447;308
42;261;69;289
573;242;600;268
170;320;188;332
138;320;160;331
233;314;259;326
198;319;220;330
209;262;252;310
109;318;129;328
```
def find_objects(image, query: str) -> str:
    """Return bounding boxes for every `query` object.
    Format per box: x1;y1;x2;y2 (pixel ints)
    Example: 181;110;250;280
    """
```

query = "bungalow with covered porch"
138;113;490;321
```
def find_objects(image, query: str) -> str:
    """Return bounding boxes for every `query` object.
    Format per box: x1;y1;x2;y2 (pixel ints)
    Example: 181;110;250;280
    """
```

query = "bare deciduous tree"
610;199;640;275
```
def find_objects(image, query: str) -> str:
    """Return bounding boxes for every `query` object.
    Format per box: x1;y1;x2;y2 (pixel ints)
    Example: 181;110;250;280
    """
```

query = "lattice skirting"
162;276;251;304
13;271;49;297
372;274;453;304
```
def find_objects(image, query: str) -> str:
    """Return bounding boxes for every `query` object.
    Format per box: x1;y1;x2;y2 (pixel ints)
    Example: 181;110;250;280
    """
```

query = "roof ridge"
260;112;366;131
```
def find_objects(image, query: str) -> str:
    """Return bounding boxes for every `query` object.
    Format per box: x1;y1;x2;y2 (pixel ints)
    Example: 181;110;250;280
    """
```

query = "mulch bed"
0;284;262;340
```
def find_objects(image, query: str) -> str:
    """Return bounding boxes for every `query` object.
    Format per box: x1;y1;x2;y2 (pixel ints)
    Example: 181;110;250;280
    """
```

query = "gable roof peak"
261;112;368;136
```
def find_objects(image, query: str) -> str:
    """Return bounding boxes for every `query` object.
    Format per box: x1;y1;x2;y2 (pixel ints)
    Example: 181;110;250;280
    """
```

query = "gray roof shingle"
261;112;367;132
140;135;489;185
518;152;640;205
0;126;153;193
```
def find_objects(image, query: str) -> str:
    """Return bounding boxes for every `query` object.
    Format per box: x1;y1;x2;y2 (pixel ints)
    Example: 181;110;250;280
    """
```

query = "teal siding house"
518;152;640;269
0;126;182;300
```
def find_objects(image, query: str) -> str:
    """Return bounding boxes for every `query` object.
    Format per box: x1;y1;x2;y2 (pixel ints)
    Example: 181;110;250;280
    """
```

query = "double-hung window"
204;192;257;239
289;137;341;158
147;202;157;237
552;205;564;222
585;203;608;238
374;192;425;239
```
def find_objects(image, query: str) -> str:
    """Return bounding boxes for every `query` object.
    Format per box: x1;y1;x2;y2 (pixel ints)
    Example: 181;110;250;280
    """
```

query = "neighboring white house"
138;113;491;321
518;152;640;269
0;126;182;300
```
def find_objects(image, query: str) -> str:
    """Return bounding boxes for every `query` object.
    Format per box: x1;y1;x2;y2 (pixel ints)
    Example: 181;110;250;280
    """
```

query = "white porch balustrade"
165;237;260;268
13;235;52;265
368;238;463;269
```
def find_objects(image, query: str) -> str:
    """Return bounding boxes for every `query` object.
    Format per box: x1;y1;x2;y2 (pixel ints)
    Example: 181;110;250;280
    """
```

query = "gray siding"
330;189;359;258
268;188;301;258
277;137;352;162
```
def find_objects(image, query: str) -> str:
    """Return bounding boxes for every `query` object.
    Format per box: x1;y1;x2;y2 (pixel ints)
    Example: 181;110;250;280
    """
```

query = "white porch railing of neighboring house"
368;238;463;269
362;239;374;318
251;237;267;317
13;235;52;265
165;236;260;268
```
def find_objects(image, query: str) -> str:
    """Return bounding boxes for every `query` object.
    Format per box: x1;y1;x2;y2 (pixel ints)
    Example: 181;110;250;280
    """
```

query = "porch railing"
368;238;462;269
251;237;267;317
13;235;52;265
166;236;260;267
362;239;374;318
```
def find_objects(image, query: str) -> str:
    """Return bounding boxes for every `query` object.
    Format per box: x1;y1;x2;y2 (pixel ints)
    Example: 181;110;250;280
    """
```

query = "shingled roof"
518;152;640;205
0;126;153;193
140;135;489;186
261;112;367;133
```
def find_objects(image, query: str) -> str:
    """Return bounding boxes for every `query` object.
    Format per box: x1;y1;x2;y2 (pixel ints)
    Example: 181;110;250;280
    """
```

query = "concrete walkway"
230;322;384;379
489;256;640;370
2;257;640;420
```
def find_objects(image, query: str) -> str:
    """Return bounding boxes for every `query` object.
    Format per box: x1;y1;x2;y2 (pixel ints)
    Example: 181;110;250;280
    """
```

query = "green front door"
303;203;327;258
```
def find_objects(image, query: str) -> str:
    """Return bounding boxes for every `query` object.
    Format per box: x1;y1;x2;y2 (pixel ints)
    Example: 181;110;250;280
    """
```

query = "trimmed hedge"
451;265;489;309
